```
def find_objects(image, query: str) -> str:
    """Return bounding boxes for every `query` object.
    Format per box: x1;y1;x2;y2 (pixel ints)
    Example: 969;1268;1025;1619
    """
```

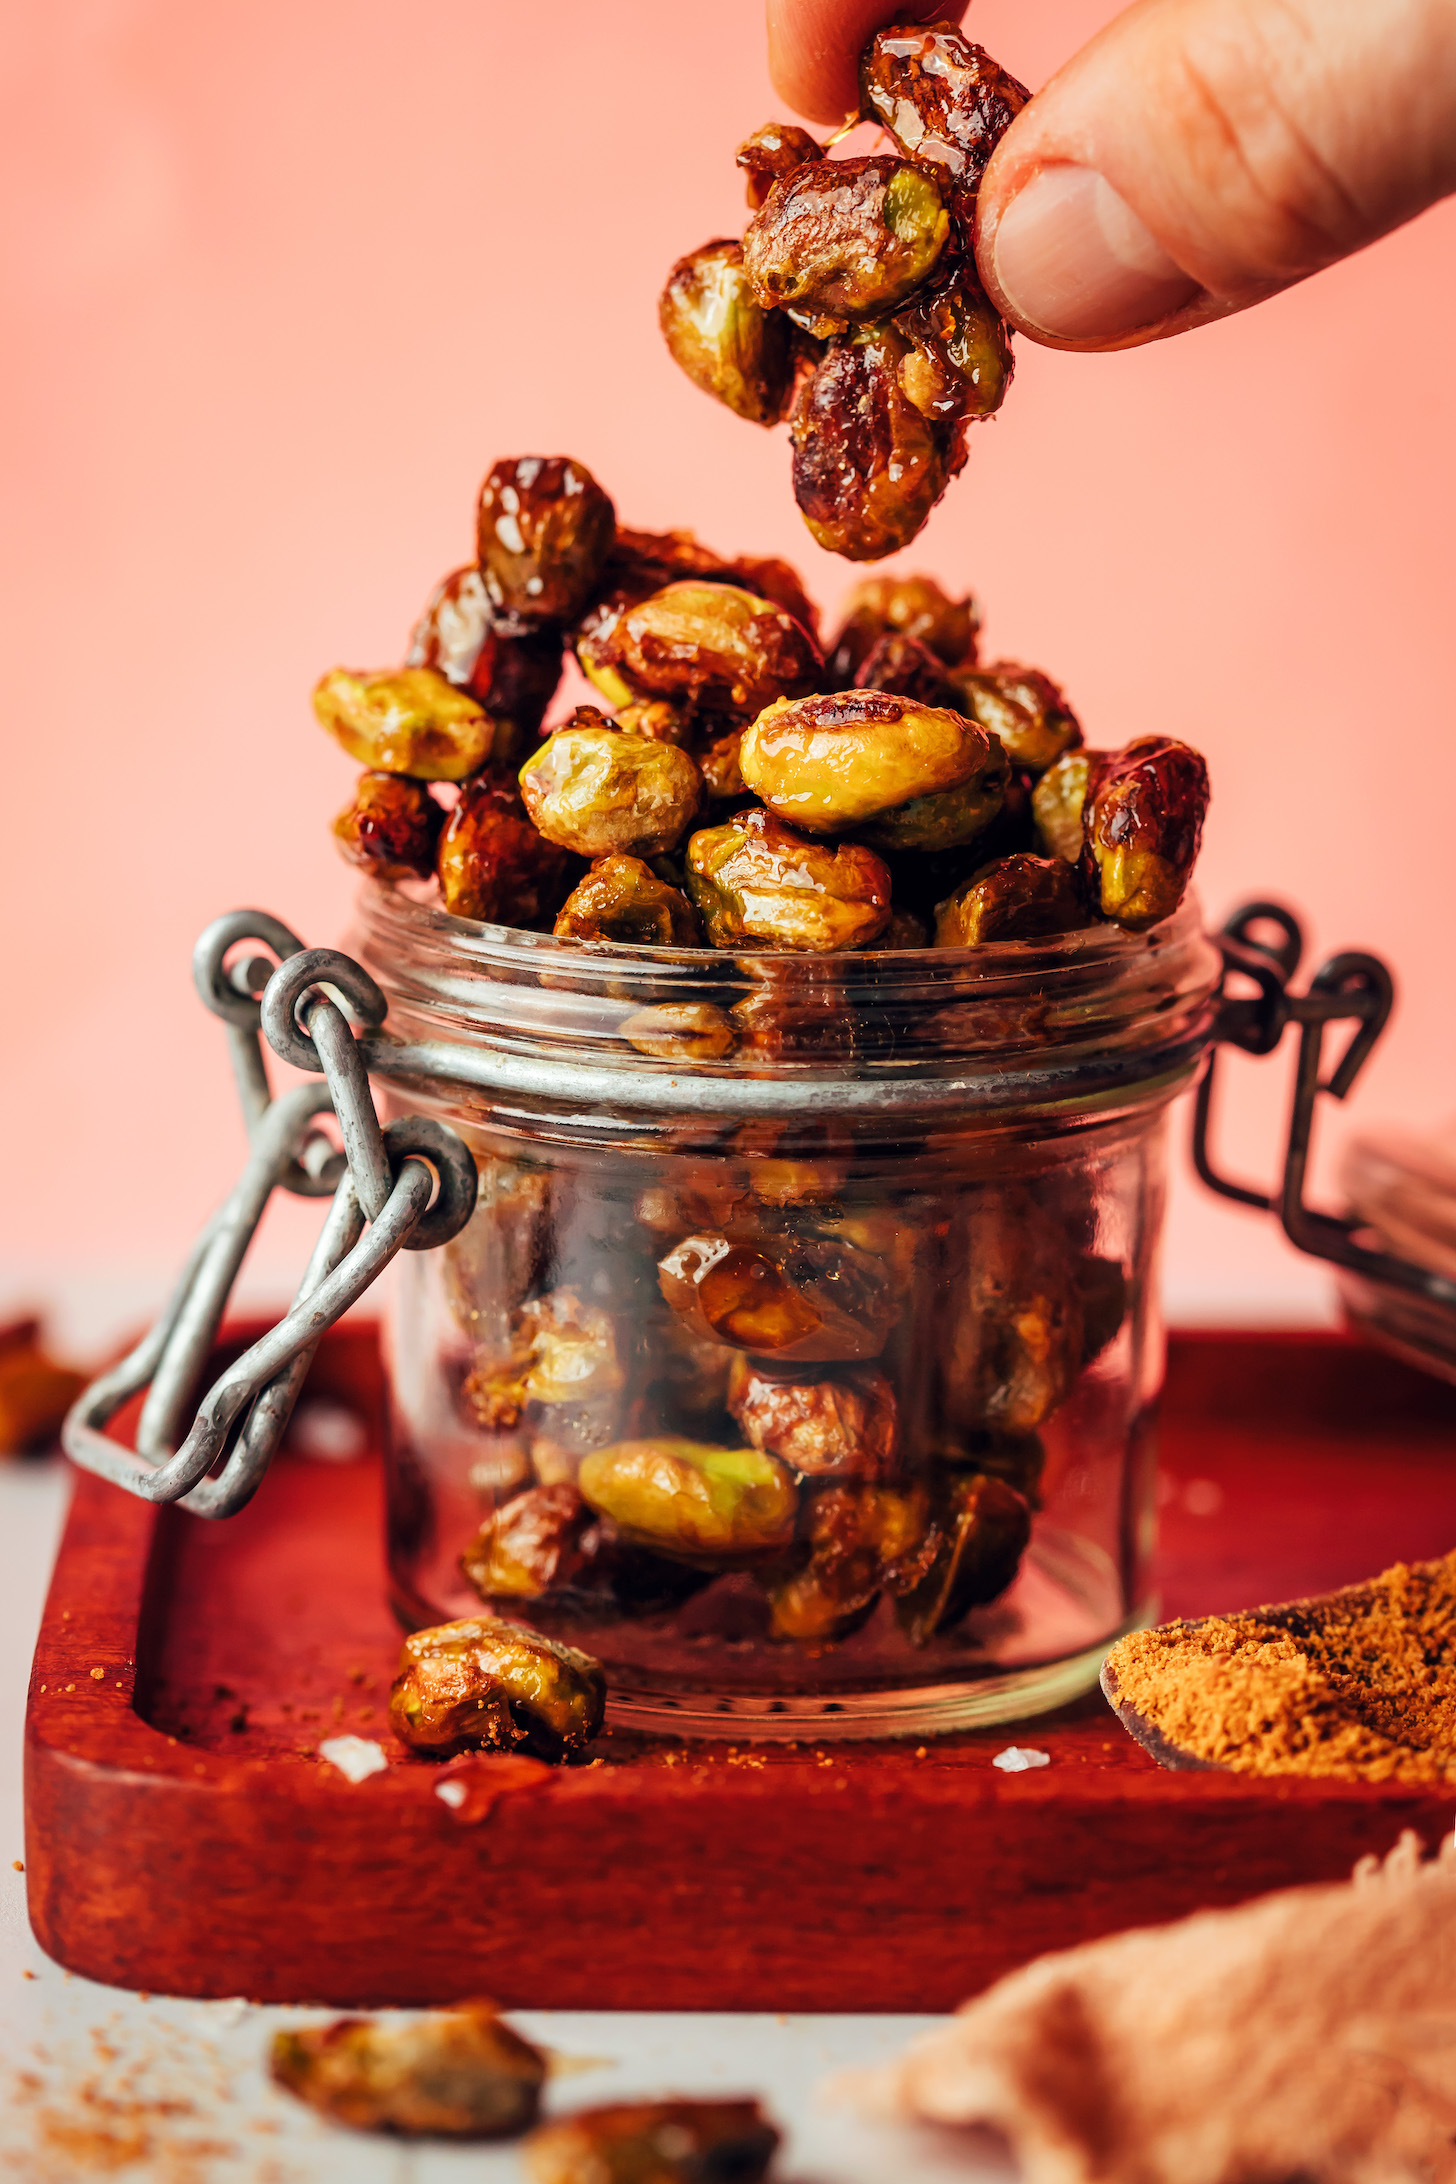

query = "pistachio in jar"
460;1483;594;1603
1082;736;1211;931
476;455;616;626
553;856;702;947
388;1615;605;1759
313;666;496;780
437;770;573;926
461;1289;625;1451
588;580;820;719
519;724;702;860
761;1480;938;1642
727;1357;900;1481
659;1230;896;1362
658;241;796;426
620;1002;737;1061
578;1437;798;1565
896;1473;1032;1644
826;573;978;684
934;853;1088;947
952;664;1084;775
332;771;443;880
441;1159;552;1338
741;690;1008;851
937;1188;1085;1435
406;564;565;742
686;806;892;951
1032;748;1100;862
742;156;951;333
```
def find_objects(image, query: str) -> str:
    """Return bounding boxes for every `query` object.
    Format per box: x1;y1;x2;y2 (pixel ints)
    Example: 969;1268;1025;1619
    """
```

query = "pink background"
3;0;1453;1351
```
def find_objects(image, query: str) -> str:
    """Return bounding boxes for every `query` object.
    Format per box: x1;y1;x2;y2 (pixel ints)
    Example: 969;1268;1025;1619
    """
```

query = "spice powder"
1104;1548;1456;1783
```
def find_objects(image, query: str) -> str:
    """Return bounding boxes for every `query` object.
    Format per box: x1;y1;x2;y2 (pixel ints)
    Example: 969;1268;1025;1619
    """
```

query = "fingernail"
992;165;1200;340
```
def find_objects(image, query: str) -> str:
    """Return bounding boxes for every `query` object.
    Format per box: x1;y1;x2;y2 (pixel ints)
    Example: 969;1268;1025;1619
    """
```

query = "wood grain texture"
24;1326;1456;2011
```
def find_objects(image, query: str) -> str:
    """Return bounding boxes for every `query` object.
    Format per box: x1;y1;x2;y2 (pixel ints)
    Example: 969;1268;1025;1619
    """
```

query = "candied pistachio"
1032;749;1098;862
934;853;1087;946
728;1358;899;1479
621;1003;736;1061
699;727;748;802
406;566;565;745
939;1188;1084;1434
731;959;860;1057
1082;735;1210;931
634;1165;748;1241
725;553;820;641
935;1428;1046;1510
895;273;1013;421
442;1160;552;1340
896;1473;1031;1644
462;1290;624;1432
882;904;930;948
860;22;1030;225
405;564;494;688
855;630;960;708
952;663;1083;775
659;241;795;427
644;1313;736;1431
597;580;821;719
686;806;892;952
615;698;695;745
743;156;950;333
742;690;1007;849
388;1615;605;1760
791;326;951;561
332;771;442;881
477;456;615;627
736;121;823;211
659;1231;895;1362
270;2003;545;2139
577;1437;797;1565
526;2100;780;2184
827;573;979;682
460;1483;593;1602
519;727;702;859
314;666;494;781
763;1480;937;1642
553;855;701;947
438;771;572;927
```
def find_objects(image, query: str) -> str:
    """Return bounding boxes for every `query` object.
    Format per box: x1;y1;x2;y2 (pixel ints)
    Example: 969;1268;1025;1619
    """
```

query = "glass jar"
352;879;1221;1740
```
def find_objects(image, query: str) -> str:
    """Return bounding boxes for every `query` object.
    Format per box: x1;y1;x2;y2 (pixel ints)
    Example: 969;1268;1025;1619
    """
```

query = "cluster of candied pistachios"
317;451;1210;965
661;21;1029;559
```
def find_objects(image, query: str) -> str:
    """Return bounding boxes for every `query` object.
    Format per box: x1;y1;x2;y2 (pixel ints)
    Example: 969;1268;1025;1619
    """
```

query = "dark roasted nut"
725;554;820;641
577;1437;797;1564
621;1003;736;1060
659;241;796;427
854;630;960;708
730;960;860;1058
1032;748;1099;862
728;1358;899;1479
643;1312;736;1430
763;1480;937;1641
939;1189;1083;1434
741;690;1007;851
935;1428;1046;1509
1082;736;1211;931
827;573;978;682
894;272;1013;421
659;1231;895;1362
896;1473;1031;1643
406;565;565;745
553;856;702;947
934;853;1087;946
743;156;950;333
314;666;495;780
519;727;702;860
331;771;442;881
616;699;696;745
860;21;1031;225
881;904;930;948
477;456;616;627
593;580;821;719
952;663;1083;775
462;1290;625;1435
686;806;892;951
460;1483;594;1602
634;1165;749;1242
736;121;824;210
438;770;572;926
526;2100;780;2184
388;1615;605;1759
271;2004;546;2138
698;727;748;802
791;327;952;561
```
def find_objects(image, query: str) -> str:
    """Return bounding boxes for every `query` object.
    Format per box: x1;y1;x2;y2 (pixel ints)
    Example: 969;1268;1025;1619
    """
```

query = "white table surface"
0;1456;1015;2183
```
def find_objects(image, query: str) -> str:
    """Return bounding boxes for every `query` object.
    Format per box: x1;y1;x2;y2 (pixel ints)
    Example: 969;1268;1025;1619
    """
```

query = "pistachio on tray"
271;2003;546;2138
388;1615;605;1760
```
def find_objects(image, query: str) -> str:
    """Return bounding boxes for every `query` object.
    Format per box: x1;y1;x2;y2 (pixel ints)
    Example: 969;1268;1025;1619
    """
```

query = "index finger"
766;0;971;124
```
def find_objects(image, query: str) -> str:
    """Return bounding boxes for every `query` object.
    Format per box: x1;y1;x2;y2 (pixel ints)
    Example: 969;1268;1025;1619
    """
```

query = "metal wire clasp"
1192;900;1456;1313
62;911;477;1518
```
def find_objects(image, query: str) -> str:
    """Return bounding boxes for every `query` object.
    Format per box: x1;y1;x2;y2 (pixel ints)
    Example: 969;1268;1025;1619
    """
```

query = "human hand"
766;0;1456;350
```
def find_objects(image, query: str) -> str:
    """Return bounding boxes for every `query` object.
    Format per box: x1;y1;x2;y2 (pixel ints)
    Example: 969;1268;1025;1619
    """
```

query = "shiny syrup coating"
476;456;616;626
332;771;442;881
685;804;892;952
742;689;1004;844
743;156;950;333
934;852;1088;946
271;2006;545;2140
791;327;952;561
388;1614;605;1760
953;662;1083;775
406;565;565;740
896;1473;1032;1643
658;240;796;426
727;1357;900;1480
313;665;495;781
827;572;979;681
1081;735;1210;931
735;121;823;211
658;1230;896;1362
860;21;1031;225
553;855;702;947
577;1437;798;1566
855;630;961;709
437;769;572;927
519;725;703;860
596;580;822;719
762;1480;937;1643
894;268;1014;422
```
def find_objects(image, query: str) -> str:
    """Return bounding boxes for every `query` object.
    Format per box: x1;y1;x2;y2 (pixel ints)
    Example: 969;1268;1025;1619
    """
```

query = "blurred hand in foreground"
767;0;1456;350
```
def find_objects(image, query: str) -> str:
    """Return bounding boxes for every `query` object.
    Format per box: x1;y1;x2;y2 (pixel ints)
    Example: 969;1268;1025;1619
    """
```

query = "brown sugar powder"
1105;1548;1456;1782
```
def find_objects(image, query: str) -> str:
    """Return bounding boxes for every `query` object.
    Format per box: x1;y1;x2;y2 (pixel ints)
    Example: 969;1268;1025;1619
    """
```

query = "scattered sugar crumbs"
1107;1548;1456;1784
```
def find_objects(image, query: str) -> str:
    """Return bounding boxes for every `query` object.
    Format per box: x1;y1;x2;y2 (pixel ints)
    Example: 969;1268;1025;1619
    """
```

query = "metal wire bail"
62;913;478;1518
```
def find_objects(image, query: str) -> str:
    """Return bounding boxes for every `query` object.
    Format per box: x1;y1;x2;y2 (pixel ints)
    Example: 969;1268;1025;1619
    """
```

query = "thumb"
976;0;1456;350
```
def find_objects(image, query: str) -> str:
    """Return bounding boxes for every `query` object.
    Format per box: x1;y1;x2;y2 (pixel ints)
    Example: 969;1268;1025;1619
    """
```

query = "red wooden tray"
24;1326;1456;2011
